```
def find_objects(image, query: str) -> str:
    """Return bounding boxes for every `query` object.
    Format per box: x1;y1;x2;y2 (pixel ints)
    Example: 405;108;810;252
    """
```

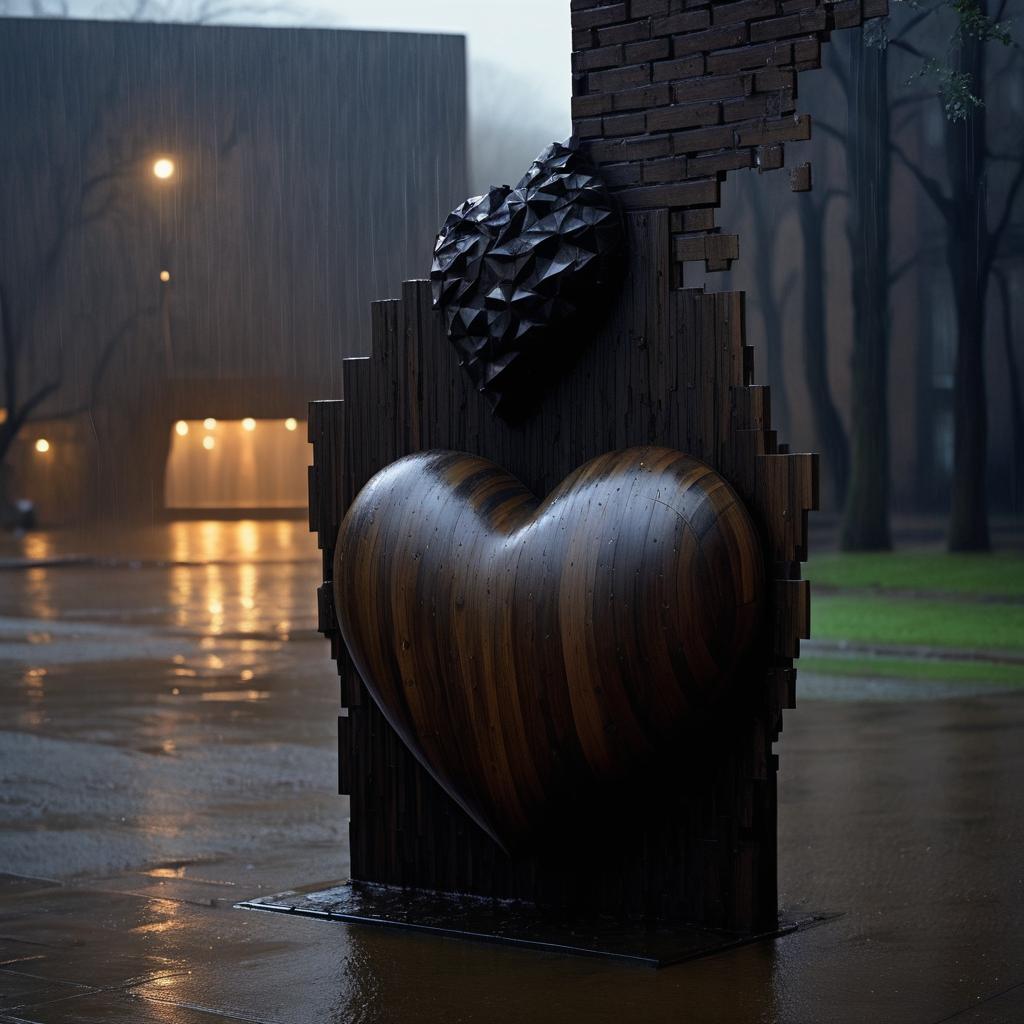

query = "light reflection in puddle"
24;667;46;705
25;566;56;621
198;690;271;702
22;534;56;561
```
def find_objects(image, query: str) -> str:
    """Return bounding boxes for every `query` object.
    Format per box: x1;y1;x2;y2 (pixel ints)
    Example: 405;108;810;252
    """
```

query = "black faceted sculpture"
430;142;623;406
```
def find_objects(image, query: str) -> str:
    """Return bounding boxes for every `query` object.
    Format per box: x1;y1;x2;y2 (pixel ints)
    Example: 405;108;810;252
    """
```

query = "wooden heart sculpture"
334;447;764;853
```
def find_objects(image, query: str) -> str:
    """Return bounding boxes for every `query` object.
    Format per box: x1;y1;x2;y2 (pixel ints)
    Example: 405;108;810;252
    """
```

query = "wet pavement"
1;521;1023;1023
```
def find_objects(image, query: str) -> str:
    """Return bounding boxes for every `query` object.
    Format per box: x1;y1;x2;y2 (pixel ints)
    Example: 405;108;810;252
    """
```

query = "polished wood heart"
334;446;764;852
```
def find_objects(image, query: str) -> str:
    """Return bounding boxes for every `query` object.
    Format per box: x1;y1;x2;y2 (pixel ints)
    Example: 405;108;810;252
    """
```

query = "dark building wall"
0;17;467;521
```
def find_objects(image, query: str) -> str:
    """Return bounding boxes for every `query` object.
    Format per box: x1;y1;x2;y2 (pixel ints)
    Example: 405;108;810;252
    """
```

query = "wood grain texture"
309;210;817;932
334;447;764;852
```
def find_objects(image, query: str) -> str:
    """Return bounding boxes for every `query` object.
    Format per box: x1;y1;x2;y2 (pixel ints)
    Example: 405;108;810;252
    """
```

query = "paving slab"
0;523;1022;1023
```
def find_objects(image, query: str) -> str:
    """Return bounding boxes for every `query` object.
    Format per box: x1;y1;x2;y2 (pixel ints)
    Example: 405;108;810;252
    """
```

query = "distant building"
0;17;467;523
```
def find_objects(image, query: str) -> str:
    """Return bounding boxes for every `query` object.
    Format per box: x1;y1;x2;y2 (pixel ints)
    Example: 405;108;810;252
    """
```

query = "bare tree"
994;265;1024;513
745;184;795;438
0;64;159;514
796;187;851;512
892;0;1022;550
837;22;894;550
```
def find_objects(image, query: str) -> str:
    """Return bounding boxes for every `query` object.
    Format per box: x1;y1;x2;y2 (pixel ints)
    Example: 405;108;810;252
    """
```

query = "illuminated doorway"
164;418;307;510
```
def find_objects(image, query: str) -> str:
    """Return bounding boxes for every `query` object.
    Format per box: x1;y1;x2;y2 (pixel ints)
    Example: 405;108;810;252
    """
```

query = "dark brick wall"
570;0;888;277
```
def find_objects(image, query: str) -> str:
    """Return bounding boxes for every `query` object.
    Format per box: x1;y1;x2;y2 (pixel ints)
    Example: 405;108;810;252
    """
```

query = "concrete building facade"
0;17;467;522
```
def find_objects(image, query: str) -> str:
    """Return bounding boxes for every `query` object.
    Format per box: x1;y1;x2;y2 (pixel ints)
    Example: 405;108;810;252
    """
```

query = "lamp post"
152;155;176;374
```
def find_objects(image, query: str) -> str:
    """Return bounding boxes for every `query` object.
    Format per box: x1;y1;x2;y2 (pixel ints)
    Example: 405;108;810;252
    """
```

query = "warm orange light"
174;420;189;437
159;270;171;283
34;438;50;453
242;417;256;432
203;418;216;430
202;436;215;451
285;417;298;432
0;408;7;424
153;157;175;180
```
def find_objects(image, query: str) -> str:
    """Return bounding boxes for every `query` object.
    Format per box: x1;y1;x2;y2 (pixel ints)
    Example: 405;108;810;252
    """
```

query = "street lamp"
153;157;175;180
151;159;177;373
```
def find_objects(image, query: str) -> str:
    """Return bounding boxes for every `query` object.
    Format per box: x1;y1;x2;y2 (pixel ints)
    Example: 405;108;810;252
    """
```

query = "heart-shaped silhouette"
430;142;623;406
334;447;764;852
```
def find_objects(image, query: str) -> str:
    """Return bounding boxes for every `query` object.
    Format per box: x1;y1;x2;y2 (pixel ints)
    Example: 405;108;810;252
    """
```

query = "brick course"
572;0;888;276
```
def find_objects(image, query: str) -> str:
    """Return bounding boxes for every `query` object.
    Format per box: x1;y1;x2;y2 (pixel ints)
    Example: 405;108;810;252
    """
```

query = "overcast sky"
325;0;573;139
6;0;573;187
300;0;573;187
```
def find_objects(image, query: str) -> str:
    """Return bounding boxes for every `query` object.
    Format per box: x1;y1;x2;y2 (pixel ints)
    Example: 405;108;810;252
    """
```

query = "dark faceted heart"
430;142;623;405
334;447;765;853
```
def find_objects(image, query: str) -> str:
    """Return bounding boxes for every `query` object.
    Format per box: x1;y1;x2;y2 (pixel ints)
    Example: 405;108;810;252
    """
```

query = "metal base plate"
238;881;833;967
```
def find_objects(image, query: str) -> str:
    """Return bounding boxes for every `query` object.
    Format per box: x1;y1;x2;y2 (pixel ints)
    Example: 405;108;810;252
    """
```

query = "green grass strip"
812;595;1024;651
807;552;1024;598
801;655;1024;686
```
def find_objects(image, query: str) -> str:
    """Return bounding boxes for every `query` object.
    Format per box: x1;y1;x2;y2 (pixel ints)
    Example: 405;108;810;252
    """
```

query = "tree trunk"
748;185;792;435
995;271;1023;514
841;28;892;550
946;22;991;551
798;196;849;511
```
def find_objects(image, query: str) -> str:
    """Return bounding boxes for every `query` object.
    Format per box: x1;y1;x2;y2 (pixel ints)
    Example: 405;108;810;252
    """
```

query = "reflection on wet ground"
1;521;1023;1023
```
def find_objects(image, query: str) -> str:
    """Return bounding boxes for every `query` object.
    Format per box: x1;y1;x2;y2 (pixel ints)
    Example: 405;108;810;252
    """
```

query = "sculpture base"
238;881;833;967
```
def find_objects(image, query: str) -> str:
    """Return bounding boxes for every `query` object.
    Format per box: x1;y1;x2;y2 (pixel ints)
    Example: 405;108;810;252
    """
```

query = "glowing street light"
285;417;298;432
174;420;189;437
34;438;50;453
242;417;256;432
202;435;215;451
203;418;216;430
153;157;175;180
160;270;171;283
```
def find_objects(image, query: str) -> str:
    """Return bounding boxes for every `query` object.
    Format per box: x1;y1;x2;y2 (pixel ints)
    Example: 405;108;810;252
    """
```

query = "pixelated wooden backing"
308;211;816;933
570;0;888;277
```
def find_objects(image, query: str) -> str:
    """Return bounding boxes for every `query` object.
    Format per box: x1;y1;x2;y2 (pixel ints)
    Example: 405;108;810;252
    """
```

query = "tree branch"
815;119;845;144
892;139;954;219
7;377;62;440
985;156;1024;279
889;38;928;60
889;249;927;285
890;6;936;44
34;305;158;422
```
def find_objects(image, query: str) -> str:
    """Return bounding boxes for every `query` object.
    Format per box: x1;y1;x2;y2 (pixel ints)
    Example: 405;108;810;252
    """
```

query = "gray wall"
0;17;467;520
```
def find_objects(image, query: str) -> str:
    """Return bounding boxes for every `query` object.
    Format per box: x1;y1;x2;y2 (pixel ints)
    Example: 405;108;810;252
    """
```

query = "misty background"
0;0;1021;544
0;0;573;192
